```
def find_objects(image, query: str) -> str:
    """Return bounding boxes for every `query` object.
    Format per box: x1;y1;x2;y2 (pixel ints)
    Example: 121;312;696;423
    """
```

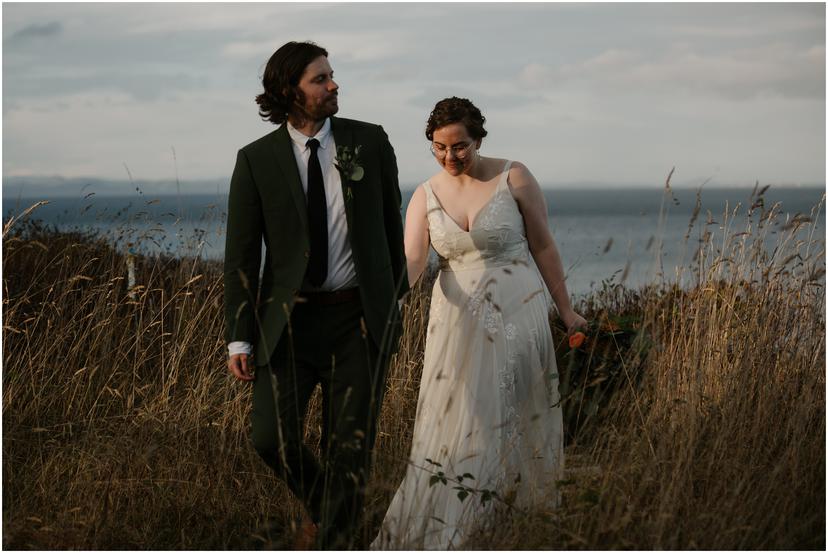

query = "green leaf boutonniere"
334;145;364;201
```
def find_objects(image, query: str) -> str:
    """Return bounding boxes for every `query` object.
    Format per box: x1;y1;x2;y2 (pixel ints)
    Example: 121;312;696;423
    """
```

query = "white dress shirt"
228;118;358;358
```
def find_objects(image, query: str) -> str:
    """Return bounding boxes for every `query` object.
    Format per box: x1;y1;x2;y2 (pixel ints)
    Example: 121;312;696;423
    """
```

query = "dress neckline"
426;160;513;234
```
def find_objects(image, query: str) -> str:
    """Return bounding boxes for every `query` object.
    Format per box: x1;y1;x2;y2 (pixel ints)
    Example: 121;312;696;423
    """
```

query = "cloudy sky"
3;2;825;191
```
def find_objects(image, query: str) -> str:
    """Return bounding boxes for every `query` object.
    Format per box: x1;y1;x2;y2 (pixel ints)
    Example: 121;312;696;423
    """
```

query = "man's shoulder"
238;127;284;156
332;116;383;134
333;116;379;128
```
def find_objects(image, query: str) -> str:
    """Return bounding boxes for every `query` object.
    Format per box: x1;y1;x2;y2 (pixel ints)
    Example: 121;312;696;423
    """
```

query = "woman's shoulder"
483;157;528;180
480;156;509;173
421;171;448;192
410;179;434;204
505;160;537;189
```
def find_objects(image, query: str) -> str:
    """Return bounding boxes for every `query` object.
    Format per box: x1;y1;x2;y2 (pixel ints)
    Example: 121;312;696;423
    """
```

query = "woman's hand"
561;310;588;336
404;185;431;287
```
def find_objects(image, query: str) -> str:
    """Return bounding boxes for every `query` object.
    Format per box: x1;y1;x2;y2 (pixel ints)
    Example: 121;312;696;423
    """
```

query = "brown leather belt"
296;287;360;305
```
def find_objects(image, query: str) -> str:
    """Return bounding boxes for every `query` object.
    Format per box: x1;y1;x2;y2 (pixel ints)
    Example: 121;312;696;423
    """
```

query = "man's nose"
329;79;339;92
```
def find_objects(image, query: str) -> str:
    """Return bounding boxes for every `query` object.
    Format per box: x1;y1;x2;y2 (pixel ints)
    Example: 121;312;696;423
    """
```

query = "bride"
371;97;587;549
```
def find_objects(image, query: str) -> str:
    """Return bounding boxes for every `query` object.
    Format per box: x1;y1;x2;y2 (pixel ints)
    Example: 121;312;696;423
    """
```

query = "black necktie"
305;138;328;287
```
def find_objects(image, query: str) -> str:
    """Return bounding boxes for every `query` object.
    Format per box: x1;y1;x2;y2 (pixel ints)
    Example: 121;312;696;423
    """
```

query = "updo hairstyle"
425;97;488;141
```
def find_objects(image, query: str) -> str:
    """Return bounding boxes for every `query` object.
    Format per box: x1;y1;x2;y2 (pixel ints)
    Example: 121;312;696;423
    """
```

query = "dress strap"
498;160;513;190
422;180;433;206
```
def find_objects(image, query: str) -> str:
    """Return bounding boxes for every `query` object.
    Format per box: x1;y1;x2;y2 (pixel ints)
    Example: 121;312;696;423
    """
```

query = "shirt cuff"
228;341;253;357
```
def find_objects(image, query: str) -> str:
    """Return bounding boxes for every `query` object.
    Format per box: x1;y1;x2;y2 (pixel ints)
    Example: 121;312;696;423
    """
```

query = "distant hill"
2;176;231;200
3;175;823;200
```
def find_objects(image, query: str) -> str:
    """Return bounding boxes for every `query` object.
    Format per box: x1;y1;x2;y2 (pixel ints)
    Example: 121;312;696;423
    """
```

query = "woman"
371;97;587;549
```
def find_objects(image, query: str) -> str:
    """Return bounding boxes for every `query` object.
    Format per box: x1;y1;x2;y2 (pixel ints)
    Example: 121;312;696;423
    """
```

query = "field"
2;190;825;549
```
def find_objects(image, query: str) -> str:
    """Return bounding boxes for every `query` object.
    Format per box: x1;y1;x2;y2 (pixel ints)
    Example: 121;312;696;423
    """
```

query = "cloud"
221;29;413;65
8;21;62;42
668;6;824;38
519;43;826;101
5;70;207;103
518;63;554;89
126;4;321;34
1;2;824;186
319;31;412;64
221;40;278;61
407;84;544;111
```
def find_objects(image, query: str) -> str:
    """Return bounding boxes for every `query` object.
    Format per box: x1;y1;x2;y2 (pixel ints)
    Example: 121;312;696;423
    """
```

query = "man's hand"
228;353;255;381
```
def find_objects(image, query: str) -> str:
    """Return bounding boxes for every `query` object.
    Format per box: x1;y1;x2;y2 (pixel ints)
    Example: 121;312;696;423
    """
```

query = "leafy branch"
421;457;510;510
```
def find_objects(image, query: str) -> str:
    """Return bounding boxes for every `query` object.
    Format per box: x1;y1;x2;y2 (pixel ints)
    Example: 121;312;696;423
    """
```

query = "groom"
224;41;408;549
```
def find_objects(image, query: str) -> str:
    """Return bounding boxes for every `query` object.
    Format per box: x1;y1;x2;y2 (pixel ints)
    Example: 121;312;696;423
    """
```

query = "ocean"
3;186;824;297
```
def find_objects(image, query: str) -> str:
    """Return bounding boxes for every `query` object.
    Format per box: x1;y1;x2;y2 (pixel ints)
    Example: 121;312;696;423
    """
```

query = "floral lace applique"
487;228;514;248
498;322;524;453
464;284;502;338
476;188;505;230
466;289;484;316
427;287;447;338
528;327;539;350
484;308;500;336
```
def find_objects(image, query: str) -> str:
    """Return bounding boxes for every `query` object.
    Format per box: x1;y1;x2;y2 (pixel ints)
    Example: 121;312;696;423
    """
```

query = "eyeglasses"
430;141;476;161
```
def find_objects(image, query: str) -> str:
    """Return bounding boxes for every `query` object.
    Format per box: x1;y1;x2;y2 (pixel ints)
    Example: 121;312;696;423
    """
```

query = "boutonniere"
334;145;364;201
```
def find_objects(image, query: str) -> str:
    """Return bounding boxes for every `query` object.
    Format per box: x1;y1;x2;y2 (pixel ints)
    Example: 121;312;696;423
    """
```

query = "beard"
294;90;338;123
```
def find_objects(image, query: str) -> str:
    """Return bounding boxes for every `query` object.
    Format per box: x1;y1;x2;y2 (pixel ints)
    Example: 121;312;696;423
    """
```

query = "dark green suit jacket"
223;117;409;364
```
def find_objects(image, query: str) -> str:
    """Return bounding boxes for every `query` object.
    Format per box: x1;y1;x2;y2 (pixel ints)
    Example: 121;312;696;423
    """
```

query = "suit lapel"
331;117;355;226
271;124;308;232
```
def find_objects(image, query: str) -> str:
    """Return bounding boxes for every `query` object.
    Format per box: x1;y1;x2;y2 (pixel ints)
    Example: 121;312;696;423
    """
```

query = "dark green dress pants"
251;296;388;549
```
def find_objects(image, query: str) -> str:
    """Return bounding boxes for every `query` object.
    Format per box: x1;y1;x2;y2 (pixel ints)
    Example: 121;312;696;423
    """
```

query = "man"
224;41;408;549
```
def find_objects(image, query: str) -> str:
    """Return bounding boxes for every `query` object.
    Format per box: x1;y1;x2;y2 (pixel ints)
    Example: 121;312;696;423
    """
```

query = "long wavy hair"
255;41;328;125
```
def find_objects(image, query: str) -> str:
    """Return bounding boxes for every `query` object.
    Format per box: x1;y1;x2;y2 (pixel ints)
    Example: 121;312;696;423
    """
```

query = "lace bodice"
424;161;531;272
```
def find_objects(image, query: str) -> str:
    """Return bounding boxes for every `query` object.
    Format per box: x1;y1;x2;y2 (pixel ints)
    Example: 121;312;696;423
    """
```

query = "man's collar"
286;118;332;150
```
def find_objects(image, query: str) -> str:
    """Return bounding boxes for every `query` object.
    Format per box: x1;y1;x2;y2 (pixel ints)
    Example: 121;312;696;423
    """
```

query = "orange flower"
569;331;586;349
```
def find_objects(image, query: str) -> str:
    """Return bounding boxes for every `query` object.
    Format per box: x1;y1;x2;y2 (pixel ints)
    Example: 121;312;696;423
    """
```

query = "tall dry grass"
2;188;825;549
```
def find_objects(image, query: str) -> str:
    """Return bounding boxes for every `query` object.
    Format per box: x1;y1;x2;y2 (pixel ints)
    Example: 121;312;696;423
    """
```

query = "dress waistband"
438;257;531;273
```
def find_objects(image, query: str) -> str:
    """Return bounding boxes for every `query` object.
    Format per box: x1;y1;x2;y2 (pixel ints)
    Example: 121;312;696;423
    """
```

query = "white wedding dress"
371;161;564;550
